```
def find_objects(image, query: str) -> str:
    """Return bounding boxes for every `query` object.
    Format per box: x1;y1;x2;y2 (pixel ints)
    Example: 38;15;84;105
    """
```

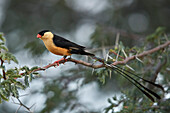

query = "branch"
28;41;169;73
151;58;167;82
12;98;34;113
112;41;170;65
17;98;31;112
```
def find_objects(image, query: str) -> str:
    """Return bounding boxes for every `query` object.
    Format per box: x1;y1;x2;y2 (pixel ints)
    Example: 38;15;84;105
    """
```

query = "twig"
17;98;33;113
112;41;170;65
12;97;34;113
147;57;167;90
151;58;167;82
110;50;125;60
15;106;22;113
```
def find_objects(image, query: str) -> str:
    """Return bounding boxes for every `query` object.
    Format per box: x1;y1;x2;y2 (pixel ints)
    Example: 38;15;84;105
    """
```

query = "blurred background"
0;0;170;113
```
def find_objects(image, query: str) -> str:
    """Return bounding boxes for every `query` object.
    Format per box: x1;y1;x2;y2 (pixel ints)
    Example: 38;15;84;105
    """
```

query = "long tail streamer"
92;56;163;102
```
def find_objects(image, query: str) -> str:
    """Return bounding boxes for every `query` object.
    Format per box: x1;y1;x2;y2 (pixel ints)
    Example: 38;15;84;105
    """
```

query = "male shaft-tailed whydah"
37;30;163;102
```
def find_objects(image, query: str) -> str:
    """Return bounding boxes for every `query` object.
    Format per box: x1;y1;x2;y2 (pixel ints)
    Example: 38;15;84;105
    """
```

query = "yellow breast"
41;38;71;56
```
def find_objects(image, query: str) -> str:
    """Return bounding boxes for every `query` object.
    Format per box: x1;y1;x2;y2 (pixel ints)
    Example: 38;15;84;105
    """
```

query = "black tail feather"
112;66;161;101
114;68;155;102
115;65;164;91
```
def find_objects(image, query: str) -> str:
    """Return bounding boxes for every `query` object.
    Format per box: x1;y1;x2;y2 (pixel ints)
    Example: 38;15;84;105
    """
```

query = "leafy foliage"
0;33;38;103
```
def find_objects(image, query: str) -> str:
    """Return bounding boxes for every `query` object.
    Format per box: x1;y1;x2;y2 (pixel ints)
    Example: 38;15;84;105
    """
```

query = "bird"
37;30;94;65
37;30;162;102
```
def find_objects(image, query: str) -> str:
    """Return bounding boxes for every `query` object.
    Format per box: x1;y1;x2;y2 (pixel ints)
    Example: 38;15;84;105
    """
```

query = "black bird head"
37;30;53;39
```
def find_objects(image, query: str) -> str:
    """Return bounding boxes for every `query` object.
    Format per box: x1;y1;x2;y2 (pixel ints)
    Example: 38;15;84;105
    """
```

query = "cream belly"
42;38;71;56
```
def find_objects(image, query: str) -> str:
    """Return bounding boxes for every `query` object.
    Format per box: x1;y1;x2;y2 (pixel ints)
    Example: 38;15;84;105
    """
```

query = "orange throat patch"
42;38;71;56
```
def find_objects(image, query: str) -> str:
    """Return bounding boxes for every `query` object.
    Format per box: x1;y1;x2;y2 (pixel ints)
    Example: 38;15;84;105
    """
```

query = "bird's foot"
53;58;67;66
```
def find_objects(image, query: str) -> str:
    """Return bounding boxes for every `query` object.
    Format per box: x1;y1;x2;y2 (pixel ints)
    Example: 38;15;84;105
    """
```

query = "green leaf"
7;53;18;64
107;98;113;104
98;75;105;84
0;88;9;101
11;85;19;98
0;42;5;45
1;52;18;64
147;27;166;41
16;81;26;90
0;46;8;51
21;66;30;72
0;33;5;42
1;80;11;85
119;41;125;50
5;83;12;93
30;66;39;71
0;93;9;101
8;78;17;83
0;53;6;61
24;75;29;87
112;96;117;101
33;72;39;75
155;27;166;36
10;74;22;79
6;69;15;74
11;55;18;64
29;73;33;82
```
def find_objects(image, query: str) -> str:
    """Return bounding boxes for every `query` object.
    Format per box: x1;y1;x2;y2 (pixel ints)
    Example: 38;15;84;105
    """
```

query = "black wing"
53;34;85;49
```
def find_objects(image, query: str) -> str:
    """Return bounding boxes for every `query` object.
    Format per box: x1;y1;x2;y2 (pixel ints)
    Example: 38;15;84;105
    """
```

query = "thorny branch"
112;41;170;65
30;41;170;73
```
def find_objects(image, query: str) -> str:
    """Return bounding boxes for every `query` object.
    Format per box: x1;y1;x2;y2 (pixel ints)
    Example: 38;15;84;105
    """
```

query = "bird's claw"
53;58;67;66
62;58;67;64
